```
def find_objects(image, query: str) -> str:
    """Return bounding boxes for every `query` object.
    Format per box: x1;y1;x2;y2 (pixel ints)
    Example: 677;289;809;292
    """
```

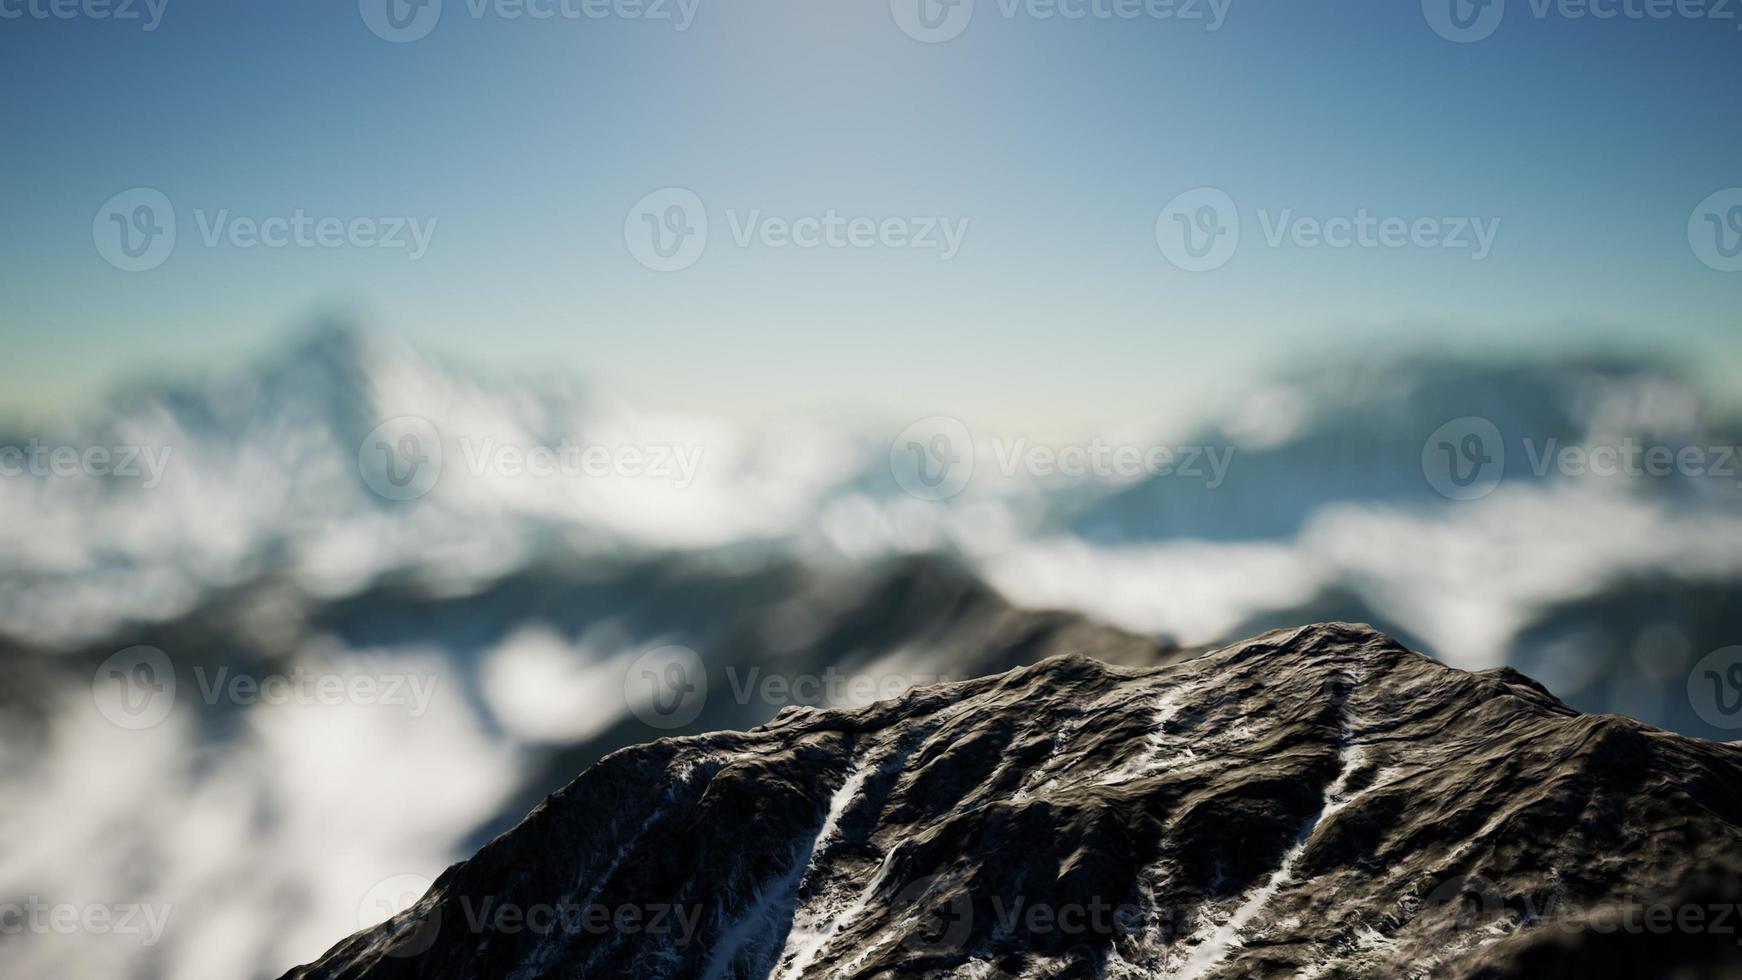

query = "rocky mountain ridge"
286;623;1742;979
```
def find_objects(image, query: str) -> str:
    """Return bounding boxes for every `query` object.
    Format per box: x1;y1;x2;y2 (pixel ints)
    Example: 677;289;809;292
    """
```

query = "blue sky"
2;0;1738;429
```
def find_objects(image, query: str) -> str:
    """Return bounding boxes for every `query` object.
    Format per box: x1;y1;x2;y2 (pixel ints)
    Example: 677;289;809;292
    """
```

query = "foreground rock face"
286;624;1742;979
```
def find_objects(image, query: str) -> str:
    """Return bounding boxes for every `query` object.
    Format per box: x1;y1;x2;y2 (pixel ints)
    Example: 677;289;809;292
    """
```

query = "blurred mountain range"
1;325;1739;978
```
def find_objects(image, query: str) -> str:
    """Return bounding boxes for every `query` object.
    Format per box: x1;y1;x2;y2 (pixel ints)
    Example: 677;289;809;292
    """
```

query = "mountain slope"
284;623;1742;979
1068;354;1737;545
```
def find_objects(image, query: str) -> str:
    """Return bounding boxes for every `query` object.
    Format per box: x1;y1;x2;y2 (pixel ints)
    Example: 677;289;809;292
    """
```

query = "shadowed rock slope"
285;623;1742;979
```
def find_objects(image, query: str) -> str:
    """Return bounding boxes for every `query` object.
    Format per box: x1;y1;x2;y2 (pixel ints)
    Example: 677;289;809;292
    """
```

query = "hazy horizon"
5;315;1741;438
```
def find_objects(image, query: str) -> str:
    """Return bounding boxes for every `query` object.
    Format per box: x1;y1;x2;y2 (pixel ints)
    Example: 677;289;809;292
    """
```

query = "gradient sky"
2;0;1738;430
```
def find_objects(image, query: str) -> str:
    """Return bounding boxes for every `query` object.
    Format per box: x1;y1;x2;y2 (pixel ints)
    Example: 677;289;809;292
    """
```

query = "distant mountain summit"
284;623;1742;979
1073;354;1733;544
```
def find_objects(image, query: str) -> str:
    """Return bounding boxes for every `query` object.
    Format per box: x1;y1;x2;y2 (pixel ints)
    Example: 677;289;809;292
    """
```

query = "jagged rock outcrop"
285;624;1742;979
